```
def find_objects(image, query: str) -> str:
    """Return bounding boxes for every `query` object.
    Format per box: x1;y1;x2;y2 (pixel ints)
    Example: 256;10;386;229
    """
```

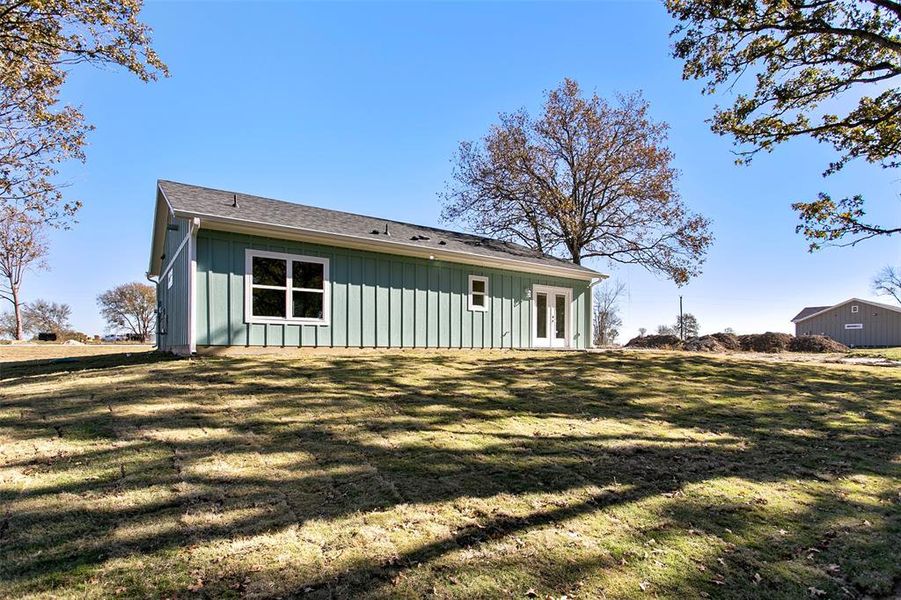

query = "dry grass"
851;347;901;361
0;348;898;599
0;343;154;362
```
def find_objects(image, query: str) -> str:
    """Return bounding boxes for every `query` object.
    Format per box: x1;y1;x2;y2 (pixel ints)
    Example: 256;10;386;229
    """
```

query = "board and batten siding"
156;217;191;353
795;301;901;347
194;229;593;349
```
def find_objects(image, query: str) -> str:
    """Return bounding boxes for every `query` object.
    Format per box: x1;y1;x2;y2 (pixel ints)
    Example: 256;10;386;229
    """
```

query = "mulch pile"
682;335;726;352
789;335;849;353
625;331;847;354
709;332;741;351
623;334;683;350
738;332;794;353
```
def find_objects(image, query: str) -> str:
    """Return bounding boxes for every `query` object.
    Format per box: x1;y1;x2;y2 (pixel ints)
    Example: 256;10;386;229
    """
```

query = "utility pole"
679;295;684;341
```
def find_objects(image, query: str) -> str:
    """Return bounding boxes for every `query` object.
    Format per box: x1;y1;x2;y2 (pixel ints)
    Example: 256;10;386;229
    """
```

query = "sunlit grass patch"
0;349;898;598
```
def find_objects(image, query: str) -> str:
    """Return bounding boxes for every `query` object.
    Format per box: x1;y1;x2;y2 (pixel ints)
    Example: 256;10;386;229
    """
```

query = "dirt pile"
625;331;847;354
683;335;726;352
624;334;683;350
738;332;794;353
710;332;741;351
789;335;849;353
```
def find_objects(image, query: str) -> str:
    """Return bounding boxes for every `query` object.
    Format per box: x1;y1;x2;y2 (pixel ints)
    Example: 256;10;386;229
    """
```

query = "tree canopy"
0;0;167;223
97;282;156;342
22;298;70;335
441;79;712;284
667;0;901;249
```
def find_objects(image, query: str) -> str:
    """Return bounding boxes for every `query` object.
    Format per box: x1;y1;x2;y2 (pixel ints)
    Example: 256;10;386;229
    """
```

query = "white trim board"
175;211;603;282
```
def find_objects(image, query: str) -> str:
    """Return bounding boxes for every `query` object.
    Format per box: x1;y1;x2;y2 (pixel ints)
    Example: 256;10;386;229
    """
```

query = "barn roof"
791;306;831;322
792;298;901;323
148;180;605;281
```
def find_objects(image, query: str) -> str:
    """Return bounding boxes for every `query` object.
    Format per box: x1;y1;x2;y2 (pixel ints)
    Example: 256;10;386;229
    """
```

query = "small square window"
851;305;858;313
468;275;489;312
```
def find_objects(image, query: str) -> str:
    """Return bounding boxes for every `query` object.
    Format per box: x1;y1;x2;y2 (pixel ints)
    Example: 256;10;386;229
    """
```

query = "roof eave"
180;210;605;281
793;297;901;323
147;183;176;278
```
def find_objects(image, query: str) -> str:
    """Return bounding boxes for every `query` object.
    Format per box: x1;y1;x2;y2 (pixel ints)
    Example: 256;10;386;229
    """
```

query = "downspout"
187;217;200;355
586;277;605;349
146;272;159;349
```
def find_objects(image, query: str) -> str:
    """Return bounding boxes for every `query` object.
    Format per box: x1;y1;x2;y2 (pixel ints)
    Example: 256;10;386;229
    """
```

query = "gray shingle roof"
791;298;901;323
791;306;830;322
157;180;602;278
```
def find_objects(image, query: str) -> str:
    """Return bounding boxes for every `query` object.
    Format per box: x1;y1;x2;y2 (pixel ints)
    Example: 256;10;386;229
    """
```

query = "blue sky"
31;1;901;338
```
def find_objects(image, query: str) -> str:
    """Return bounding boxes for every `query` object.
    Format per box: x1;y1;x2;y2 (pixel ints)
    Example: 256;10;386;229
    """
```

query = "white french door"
532;285;571;348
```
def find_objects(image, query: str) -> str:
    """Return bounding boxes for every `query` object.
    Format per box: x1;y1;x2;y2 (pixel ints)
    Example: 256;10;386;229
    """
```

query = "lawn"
0;349;898;599
851;347;901;361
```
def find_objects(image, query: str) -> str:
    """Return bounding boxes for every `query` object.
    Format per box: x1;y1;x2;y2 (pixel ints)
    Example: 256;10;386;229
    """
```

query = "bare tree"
657;324;677;336
593;280;626;346
22;299;70;335
442;79;713;284
0;310;16;339
0;207;48;339
674;313;700;339
97;282;156;342
873;265;901;304
638;327;647;337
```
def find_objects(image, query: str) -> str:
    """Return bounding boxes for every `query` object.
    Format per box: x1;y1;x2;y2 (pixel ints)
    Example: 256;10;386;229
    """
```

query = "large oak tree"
667;0;901;249
441;79;712;284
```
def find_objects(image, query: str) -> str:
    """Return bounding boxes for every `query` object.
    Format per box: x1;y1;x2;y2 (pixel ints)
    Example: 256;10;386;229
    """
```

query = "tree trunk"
567;240;583;265
11;286;23;340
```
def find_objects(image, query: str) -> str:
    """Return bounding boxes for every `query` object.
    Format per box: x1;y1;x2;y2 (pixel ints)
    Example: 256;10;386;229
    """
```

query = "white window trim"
468;275;489;312
244;249;330;326
844;323;863;330
851;305;859;313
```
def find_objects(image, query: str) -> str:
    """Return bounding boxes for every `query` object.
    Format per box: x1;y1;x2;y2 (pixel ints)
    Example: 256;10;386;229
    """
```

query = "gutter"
175;210;603;282
586;277;606;349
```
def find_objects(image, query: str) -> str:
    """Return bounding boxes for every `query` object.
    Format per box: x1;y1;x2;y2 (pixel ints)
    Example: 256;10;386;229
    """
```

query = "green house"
148;181;605;355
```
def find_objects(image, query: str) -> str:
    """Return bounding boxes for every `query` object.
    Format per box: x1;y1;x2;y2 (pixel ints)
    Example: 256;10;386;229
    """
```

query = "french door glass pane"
555;294;566;339
253;257;286;286
252;288;286;317
293;291;323;319
536;293;547;338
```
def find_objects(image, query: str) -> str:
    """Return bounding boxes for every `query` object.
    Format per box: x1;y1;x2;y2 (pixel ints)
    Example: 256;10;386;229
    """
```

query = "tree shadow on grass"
0;351;897;598
0;350;180;380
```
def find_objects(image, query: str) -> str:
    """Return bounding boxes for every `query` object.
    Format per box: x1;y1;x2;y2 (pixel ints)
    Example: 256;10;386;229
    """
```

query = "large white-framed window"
244;249;330;325
468;275;489;312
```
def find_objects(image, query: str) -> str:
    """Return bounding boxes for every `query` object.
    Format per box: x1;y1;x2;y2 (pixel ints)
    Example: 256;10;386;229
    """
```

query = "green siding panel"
157;217;192;352
193;229;593;350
